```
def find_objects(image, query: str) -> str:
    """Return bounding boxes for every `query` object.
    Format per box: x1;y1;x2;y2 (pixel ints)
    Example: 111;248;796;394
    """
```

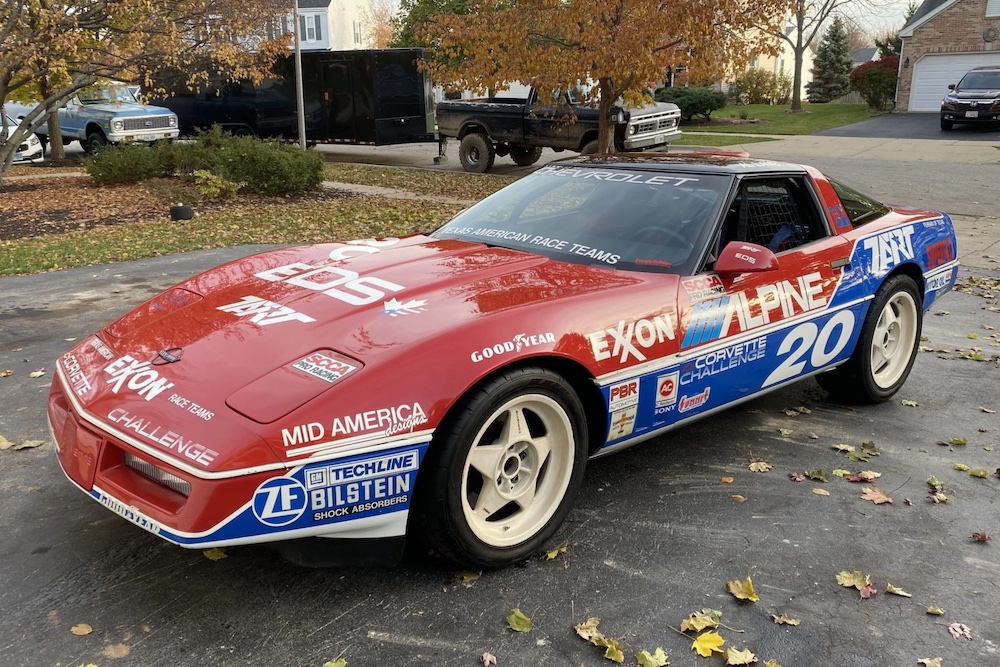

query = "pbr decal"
654;372;679;415
217;295;315;326
588;314;676;363
678;388;711;413
253;477;308;527
682;272;830;349
471;332;556;363
61;352;93;397
680;336;767;385
863;225;915;276
104;355;174;401
292;352;357;383
608;406;637;440
682;275;726;302
609;379;640;411
106;408;219;465
255;262;405;306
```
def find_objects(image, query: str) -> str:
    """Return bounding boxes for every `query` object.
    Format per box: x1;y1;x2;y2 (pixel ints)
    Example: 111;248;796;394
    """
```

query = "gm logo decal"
253;477;307;527
682;296;730;348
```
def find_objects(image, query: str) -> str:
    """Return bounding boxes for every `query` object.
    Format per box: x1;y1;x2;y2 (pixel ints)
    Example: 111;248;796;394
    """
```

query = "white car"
5;115;44;162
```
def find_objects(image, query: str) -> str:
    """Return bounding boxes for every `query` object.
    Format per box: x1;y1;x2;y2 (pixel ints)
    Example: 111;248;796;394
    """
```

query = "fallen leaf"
886;583;912;597
778;428;792;436
603;641;625;664
901;399;919;407
807;431;819;439
481;652;497;666
0;435;12;450
856;471;881;482
969;469;990;479
804;469;828;483
691;631;725;657
787;472;805;482
680;608;722;633
732;494;747;503
28;369;45;378
929;492;950;504
832;469;851;477
968;332;979;340
726;576;759;602
543;541;568;561
836;570;871;590
764;662;783;667
721;476;734;484
0;370;12;377
812;488;830;496
953;463;971;472
71;623;93;636
11;440;45;450
916;659;942;667
845;450;870;462
859;583;877;599
457;570;482;586
636;647;669;667
323;660;347;667
749;459;772;473
783;409;799;417
927;476;943;489
926;606;945;616
861;486;893;505
971;532;992;543
981;406;997;414
948;623;972;640
724;647;757;665
832;444;855;452
861;441;881;456
794;406;811;414
506;609;531;632
950;437;968;445
202;548;227;561
770;613;800;626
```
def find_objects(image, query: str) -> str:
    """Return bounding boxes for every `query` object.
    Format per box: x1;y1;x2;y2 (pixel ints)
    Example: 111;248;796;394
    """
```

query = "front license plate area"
965;111;979;118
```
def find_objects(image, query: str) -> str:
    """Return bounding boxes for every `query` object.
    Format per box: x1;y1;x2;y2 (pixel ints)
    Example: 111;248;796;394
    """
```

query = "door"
910;52;1000;111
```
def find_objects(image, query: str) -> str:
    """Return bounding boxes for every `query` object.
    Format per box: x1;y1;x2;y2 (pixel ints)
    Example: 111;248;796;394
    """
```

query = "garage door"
910;52;1000;111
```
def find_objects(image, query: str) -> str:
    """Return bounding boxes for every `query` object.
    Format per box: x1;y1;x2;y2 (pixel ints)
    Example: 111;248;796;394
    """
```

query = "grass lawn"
671;134;776;147
681;103;873;135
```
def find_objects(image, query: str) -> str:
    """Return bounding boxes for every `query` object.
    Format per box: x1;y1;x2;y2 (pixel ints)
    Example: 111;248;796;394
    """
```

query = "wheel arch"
578;130;599;151
881;261;926;304
85;122;107;139
458;122;491;141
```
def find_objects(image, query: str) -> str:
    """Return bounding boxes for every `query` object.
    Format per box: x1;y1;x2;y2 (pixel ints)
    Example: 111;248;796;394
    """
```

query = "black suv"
940;66;1000;130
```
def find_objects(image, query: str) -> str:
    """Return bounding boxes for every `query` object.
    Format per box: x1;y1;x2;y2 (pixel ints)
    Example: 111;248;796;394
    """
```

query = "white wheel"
869;290;918;389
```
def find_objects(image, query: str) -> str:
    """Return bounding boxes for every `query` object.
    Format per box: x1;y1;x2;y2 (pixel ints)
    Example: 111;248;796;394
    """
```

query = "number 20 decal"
762;310;856;388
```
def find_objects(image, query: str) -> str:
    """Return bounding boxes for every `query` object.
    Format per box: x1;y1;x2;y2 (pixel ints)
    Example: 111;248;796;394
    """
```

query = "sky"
847;0;921;31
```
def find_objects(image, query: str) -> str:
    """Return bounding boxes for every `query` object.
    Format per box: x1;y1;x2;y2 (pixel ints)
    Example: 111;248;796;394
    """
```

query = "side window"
723;177;827;253
828;178;889;228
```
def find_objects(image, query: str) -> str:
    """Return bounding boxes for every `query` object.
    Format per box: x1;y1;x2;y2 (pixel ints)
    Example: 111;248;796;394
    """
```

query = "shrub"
84;143;165;184
654;87;727;121
850;56;900;112
213;136;324;196
193;169;244;199
730;70;789;105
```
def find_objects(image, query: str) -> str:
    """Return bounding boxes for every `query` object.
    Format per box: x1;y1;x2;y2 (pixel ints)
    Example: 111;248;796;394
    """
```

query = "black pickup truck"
436;84;682;172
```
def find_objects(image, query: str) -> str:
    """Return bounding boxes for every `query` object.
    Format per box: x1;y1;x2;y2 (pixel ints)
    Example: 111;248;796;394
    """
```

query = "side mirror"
947;84;956;90
714;241;778;274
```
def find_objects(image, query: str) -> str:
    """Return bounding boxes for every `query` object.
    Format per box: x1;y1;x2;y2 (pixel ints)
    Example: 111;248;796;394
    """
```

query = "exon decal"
61;352;93;397
678;388;710;413
680;336;767;385
104;355;174;401
256;261;404;306
863;225;915;276
682;275;726;302
609;380;639;411
252;477;308;527
292;352;357;383
217;295;315;326
471;332;556;363
305;450;419;521
106;408;219;465
682;272;829;349
589;314;676;363
281;403;428;446
926;238;956;270
608;406;637;440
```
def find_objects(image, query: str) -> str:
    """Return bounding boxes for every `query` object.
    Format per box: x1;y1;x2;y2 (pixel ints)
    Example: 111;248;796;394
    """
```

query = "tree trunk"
790;7;805;112
39;76;66;160
597;77;616;153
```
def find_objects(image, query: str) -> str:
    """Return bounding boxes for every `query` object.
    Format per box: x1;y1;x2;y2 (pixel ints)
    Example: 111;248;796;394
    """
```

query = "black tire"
509;146;543;166
418;367;588;568
37;136;47;157
580;139;599;155
816;274;922;403
84;131;107;154
940;119;953;131
458;133;495;173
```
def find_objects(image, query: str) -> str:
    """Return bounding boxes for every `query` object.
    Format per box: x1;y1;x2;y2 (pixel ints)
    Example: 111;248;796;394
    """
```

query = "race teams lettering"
863;225;915;276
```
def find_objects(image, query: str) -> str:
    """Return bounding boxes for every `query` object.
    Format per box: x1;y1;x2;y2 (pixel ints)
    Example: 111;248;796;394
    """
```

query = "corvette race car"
49;154;958;568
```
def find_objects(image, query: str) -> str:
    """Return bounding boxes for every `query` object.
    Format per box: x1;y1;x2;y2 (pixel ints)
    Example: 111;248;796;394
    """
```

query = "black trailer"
157;49;437;147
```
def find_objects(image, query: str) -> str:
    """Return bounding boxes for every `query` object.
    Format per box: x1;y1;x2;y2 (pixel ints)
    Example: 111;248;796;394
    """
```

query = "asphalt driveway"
815;111;1000;140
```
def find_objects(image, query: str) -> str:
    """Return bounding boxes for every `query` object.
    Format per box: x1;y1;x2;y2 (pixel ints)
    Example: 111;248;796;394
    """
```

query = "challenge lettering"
106;408;218;465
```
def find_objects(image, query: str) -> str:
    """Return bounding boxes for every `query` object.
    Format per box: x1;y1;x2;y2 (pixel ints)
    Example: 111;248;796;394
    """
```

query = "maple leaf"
971;532;992;543
845;451;870;462
636;647;670;667
543;541;568;561
856;471;881;481
901;399;918;407
804;469;828;483
860;441;881;456
859;583;877;599
926;476;944;490
602;637;625;664
832;469;851;477
950;437;968;445
691;631;725;657
726;576;759;602
457;570;482;586
917;659;942;667
812;488;830;496
788;472;806;482
832;444;855;452
749;459;772;473
725;647;758;665
836;570;871;590
948;622;972;640
575;617;605;644
506;609;531;632
770;613;800;626
481;651;497;666
885;583;912;597
680;608;721;633
926;606;945;616
860;486;892;505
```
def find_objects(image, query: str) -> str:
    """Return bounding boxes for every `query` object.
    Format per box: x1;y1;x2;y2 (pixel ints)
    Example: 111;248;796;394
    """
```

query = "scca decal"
292;352;357;383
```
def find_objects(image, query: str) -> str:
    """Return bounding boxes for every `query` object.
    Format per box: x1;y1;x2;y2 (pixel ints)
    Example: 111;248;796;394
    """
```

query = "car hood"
61;236;656;469
78;102;175;116
951;88;1000;99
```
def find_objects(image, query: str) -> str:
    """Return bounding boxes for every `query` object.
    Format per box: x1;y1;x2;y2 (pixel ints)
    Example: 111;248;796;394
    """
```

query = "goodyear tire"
509;146;543;166
817;274;922;403
420;368;587;568
458;133;496;173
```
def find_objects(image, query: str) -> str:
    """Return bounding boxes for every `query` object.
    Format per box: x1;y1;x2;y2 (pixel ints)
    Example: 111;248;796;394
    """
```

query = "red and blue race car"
49;154;958;568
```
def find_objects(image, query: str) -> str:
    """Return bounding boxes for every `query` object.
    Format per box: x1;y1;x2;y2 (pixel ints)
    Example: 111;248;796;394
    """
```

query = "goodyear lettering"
61;352;93;397
863;225;915;275
471;333;556;362
589;314;676;363
217;295;315;326
681;336;767;384
106;408;218;465
104;356;174;401
97;493;160;534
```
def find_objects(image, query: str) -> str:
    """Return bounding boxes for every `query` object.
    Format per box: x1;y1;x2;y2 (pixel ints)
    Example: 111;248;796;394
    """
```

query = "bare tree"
362;0;397;49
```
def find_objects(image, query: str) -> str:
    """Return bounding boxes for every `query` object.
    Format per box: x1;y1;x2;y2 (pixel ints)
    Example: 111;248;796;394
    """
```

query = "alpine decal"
863;225;915;276
588;314;676;363
682;272;830;349
217;295;315;326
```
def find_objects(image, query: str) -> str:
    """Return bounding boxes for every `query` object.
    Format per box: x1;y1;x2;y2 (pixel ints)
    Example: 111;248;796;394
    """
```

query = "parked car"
940;66;1000;130
4;114;44;162
49;154;957;569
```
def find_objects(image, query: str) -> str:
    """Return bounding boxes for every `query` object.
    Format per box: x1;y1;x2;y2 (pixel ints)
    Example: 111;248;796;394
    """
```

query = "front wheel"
940;118;953;131
84;131;107;154
509;146;543;166
816;274;922;403
419;368;588;568
458;133;496;173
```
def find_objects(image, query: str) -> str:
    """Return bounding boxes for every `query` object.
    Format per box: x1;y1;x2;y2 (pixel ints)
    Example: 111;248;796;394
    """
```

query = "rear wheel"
419;368;588;568
509;146;543;166
816;274;922;403
580;139;599;155
458;133;496;173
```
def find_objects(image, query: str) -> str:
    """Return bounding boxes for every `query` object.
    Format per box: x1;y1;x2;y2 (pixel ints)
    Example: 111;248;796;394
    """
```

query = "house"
743;26;815;102
275;0;369;52
897;0;1000;111
851;47;879;69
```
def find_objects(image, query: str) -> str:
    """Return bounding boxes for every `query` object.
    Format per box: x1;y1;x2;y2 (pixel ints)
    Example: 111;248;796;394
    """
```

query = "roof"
900;0;958;37
852;47;878;65
297;0;332;8
552;153;809;176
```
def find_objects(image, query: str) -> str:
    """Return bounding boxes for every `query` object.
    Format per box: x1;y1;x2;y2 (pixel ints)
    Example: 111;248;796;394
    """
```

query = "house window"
749;56;757;68
988;0;1000;18
353;20;362;45
298;14;322;42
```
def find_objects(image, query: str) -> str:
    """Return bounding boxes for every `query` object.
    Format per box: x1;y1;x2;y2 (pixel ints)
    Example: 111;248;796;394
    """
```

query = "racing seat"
736;186;808;252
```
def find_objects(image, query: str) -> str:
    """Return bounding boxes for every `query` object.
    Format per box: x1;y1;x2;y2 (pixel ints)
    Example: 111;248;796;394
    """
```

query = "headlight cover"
112;119;124;131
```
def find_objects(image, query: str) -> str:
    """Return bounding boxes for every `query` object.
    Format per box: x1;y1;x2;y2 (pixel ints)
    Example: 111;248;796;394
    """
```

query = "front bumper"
624;126;683;150
106;128;179;143
941;110;1000;124
13;141;43;162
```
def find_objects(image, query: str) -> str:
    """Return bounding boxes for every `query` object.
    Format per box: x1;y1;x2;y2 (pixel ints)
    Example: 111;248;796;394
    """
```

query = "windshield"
77;85;139;105
432;164;731;274
957;71;1000;90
